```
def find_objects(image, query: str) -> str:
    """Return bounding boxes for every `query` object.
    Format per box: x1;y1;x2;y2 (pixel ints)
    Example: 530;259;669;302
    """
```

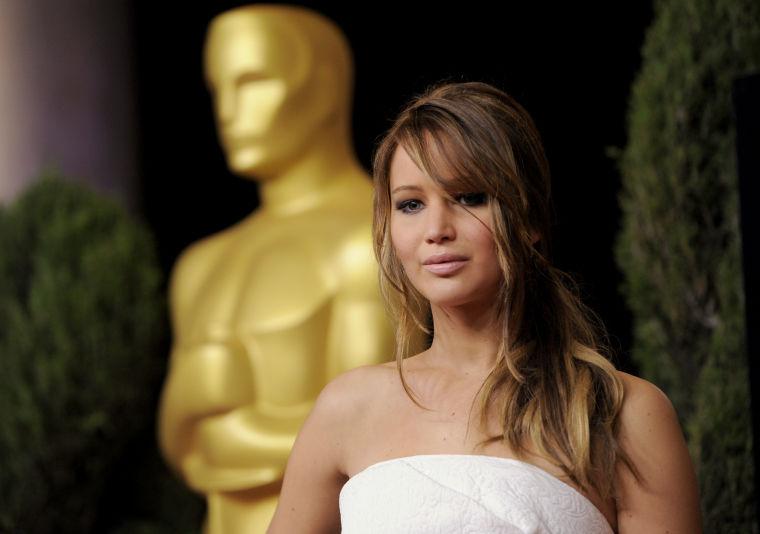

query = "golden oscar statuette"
156;5;394;533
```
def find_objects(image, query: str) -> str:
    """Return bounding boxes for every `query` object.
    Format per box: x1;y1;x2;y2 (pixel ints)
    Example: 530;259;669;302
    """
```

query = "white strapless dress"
339;454;614;533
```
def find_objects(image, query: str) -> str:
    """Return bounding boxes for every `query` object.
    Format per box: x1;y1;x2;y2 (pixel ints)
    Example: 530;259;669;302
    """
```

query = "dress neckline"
341;453;614;532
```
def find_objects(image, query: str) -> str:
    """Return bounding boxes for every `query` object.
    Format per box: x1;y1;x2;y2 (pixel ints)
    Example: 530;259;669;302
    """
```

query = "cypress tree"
614;0;760;530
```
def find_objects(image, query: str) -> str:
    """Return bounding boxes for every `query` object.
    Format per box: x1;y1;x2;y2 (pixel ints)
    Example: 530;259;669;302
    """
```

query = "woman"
267;81;702;533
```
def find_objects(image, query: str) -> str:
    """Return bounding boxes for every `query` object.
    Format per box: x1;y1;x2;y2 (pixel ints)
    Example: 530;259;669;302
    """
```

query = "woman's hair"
371;80;642;502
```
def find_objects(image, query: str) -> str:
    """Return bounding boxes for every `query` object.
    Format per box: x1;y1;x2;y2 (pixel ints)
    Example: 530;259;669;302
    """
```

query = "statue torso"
175;185;376;408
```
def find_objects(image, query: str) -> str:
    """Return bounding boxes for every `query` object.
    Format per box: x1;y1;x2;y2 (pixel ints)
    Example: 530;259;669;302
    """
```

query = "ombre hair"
371;80;642;502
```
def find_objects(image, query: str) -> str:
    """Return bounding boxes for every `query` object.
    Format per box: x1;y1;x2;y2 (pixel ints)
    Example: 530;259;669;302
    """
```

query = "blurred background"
0;0;757;532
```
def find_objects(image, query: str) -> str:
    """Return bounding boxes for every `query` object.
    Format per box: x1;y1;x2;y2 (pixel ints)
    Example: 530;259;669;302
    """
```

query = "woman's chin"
422;286;499;311
425;293;480;310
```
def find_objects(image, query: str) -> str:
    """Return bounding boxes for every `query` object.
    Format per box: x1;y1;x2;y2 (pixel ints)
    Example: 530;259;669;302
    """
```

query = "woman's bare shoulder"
612;370;703;533
269;365;394;532
615;370;668;403
333;362;397;390
614;370;683;427
318;363;396;417
614;369;681;443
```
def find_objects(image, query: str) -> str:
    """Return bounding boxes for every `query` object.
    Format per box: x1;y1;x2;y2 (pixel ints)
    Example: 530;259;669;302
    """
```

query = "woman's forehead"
389;145;424;185
389;142;459;192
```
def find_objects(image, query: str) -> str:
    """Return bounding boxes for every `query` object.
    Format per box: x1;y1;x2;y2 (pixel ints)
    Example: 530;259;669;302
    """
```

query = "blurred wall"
0;0;137;210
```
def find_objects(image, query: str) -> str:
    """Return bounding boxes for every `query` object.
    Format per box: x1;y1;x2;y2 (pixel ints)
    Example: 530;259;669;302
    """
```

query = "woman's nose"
424;202;456;243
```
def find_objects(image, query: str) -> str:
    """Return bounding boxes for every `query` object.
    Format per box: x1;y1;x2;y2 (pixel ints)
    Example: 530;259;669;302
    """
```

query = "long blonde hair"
371;80;642;501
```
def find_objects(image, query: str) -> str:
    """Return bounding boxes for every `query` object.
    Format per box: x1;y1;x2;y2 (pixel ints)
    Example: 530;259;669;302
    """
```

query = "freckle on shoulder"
614;369;676;435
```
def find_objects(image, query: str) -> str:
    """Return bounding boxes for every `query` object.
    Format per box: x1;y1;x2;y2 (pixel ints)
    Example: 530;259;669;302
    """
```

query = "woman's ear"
530;230;541;244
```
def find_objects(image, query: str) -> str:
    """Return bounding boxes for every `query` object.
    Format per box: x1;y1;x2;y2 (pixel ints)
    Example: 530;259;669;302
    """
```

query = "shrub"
613;0;760;530
0;174;166;533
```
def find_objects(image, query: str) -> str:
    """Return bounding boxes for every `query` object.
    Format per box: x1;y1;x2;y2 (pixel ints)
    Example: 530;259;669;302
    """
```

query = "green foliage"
0;174;168;532
613;0;760;531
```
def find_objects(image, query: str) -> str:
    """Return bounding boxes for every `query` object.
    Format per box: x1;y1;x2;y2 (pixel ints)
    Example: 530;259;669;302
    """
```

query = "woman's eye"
396;199;423;213
457;192;487;206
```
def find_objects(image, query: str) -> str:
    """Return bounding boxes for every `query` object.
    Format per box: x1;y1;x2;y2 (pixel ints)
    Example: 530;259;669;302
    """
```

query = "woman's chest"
344;371;619;532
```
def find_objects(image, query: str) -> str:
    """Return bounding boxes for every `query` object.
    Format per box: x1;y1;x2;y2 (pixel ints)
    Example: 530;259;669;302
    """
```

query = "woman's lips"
423;260;468;275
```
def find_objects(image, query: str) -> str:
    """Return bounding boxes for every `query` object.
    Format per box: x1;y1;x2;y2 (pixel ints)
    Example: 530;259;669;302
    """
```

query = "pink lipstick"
422;253;469;275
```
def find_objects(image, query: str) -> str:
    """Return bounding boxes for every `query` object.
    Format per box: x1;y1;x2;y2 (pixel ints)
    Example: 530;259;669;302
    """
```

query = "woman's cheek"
391;227;413;262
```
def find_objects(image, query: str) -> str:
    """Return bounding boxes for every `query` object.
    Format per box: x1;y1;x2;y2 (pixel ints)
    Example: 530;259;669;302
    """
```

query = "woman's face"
389;144;504;309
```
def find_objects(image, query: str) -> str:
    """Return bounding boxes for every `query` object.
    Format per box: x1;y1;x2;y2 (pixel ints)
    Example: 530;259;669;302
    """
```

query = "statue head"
204;5;354;179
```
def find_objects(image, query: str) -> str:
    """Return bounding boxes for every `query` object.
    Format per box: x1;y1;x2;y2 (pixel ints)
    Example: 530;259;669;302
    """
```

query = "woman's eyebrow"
391;184;424;195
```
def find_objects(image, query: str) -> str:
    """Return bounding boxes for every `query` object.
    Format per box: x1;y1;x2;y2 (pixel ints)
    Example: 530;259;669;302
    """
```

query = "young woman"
267;81;702;533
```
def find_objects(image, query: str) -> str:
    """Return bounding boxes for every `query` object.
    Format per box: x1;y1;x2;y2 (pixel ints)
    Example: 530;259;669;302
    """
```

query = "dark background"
132;1;655;373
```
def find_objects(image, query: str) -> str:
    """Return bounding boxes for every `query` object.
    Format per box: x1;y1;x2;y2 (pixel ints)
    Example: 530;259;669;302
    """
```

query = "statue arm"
159;242;281;492
324;232;395;379
158;242;221;474
161;339;316;492
180;399;316;492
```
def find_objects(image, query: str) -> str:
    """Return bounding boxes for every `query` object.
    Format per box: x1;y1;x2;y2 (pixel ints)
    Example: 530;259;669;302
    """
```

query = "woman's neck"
425;303;501;377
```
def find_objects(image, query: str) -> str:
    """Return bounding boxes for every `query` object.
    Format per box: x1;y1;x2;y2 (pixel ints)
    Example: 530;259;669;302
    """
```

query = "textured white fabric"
339;454;614;534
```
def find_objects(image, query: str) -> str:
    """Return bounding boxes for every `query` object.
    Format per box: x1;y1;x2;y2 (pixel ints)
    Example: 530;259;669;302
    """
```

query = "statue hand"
182;401;314;492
